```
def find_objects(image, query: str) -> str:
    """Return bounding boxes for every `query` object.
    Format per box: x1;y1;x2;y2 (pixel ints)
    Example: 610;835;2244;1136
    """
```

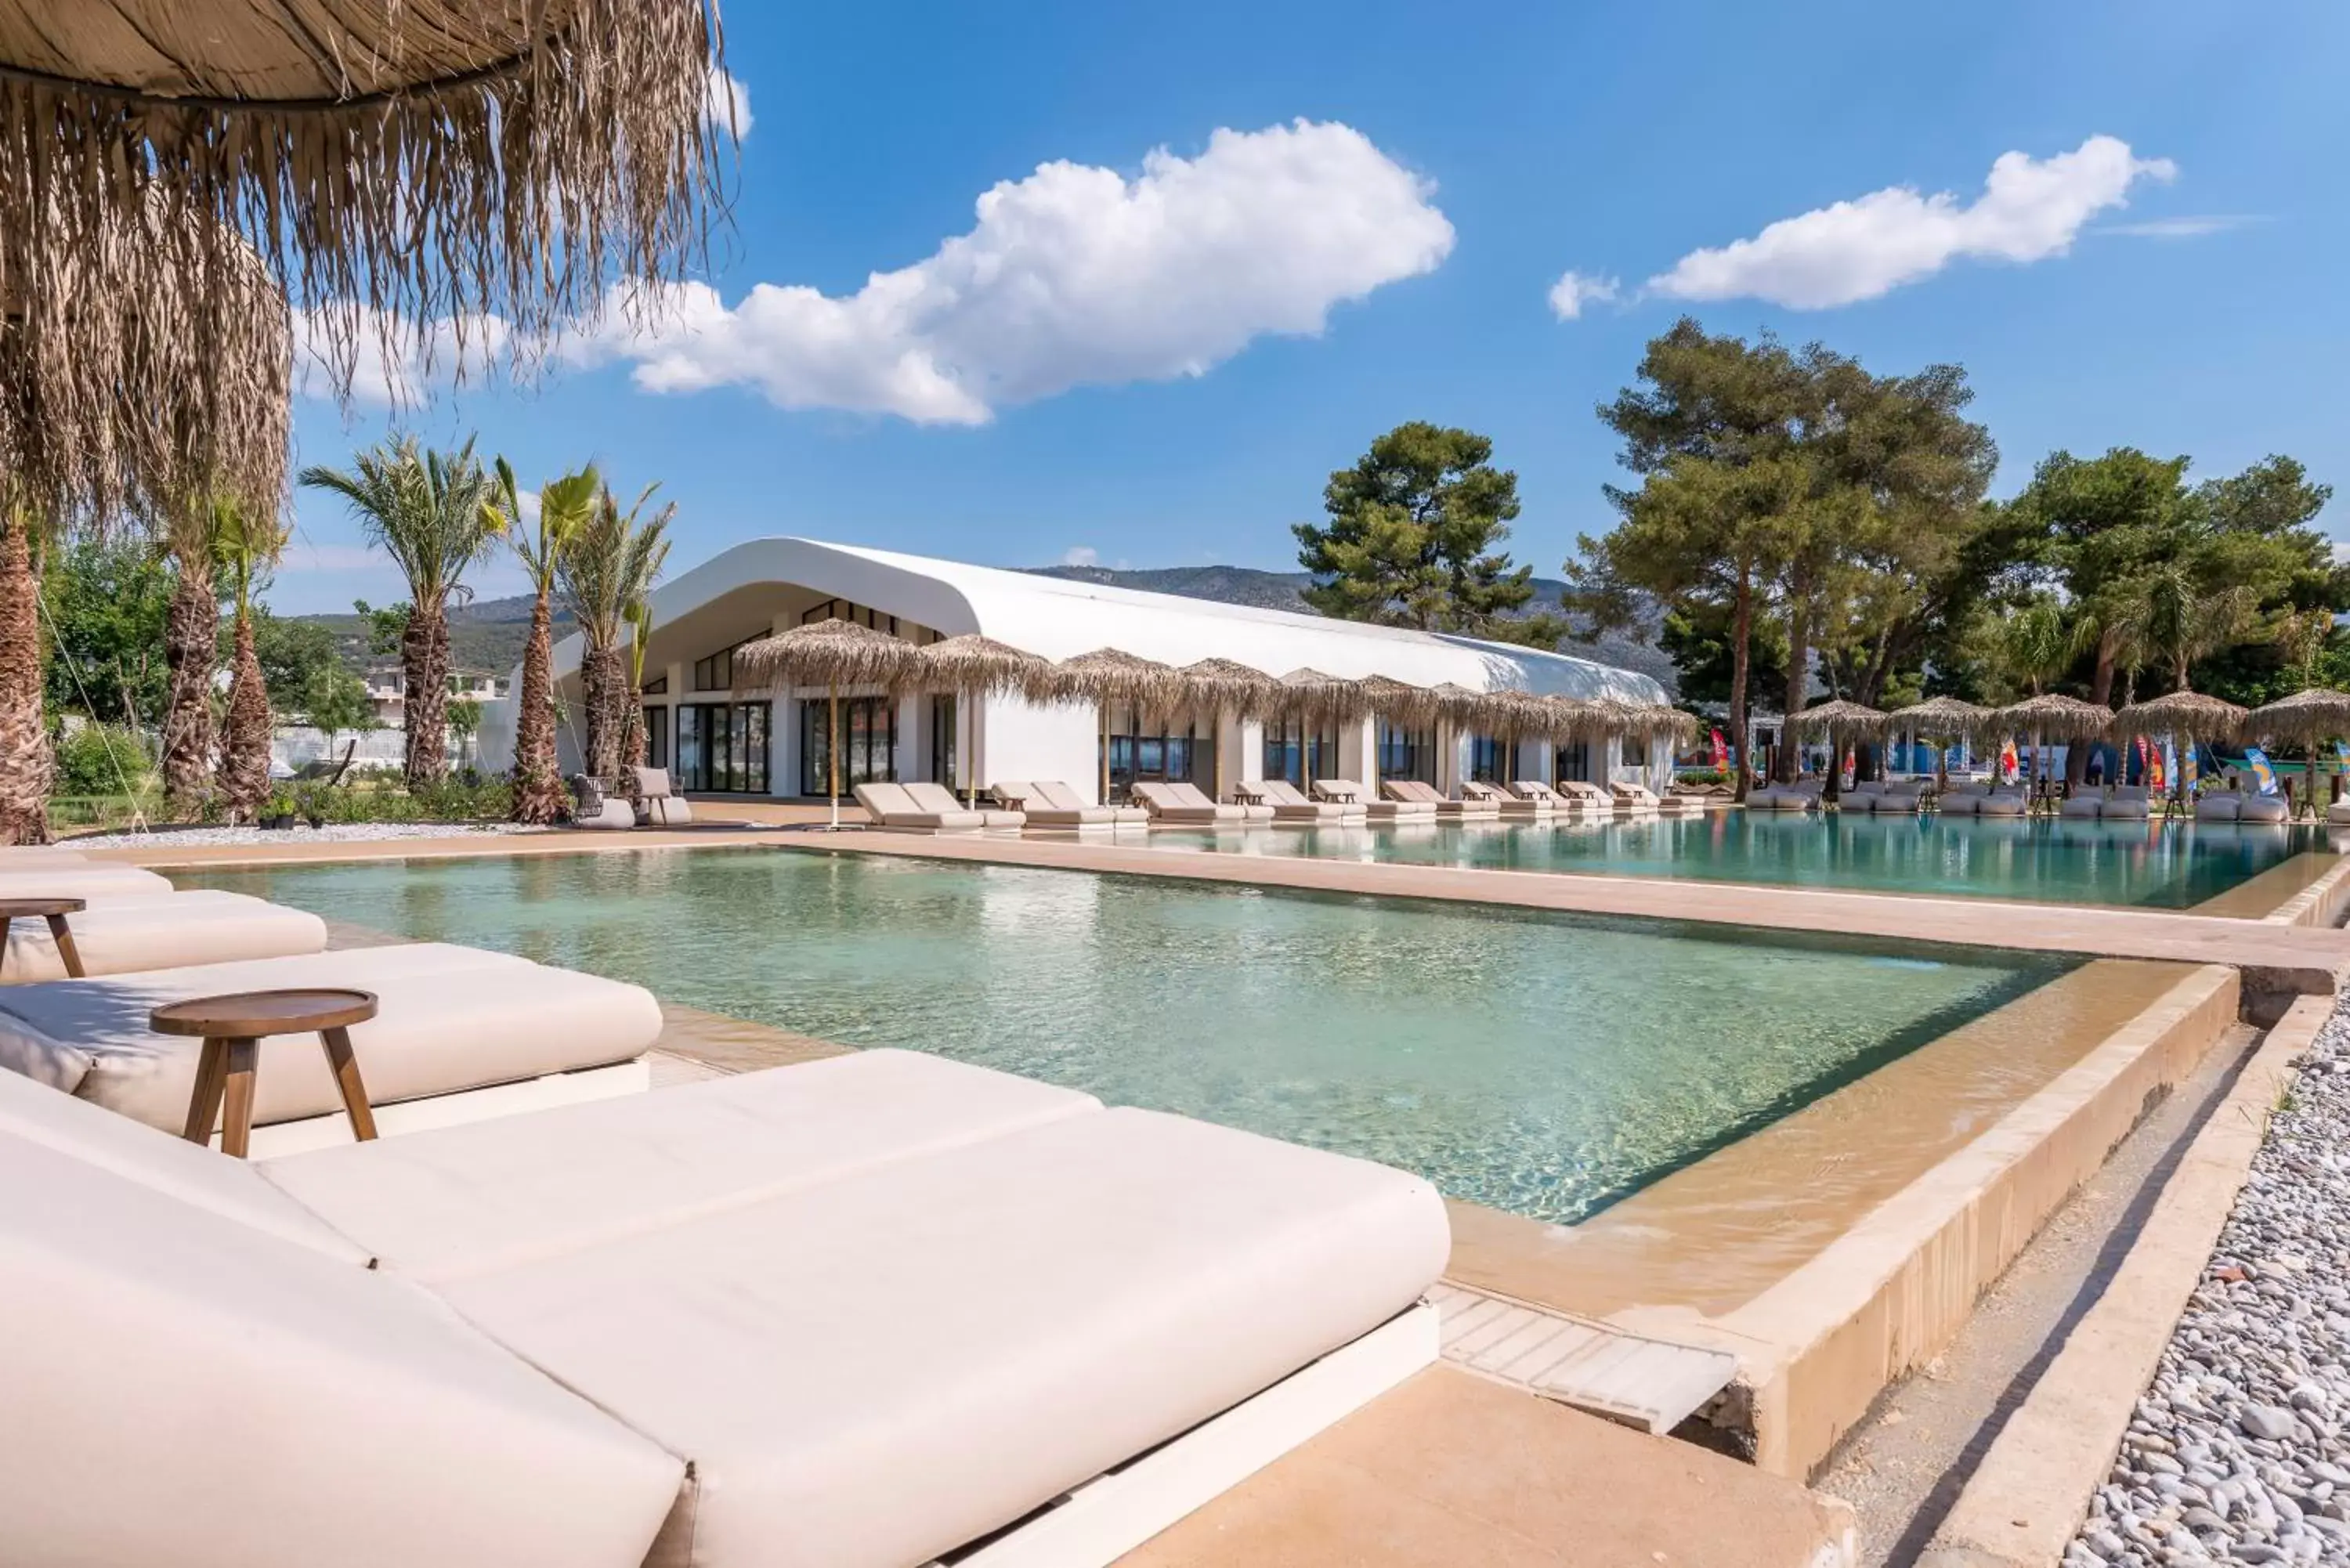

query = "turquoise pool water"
191;848;2074;1223
1145;813;2319;908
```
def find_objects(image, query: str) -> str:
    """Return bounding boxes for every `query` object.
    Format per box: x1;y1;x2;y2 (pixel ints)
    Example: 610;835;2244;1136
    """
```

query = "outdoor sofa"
2060;784;2152;822
1939;781;2028;818
1132;780;1251;825
0;942;662;1151
0;1043;1448;1568
851;781;989;833
567;775;636;831
3;889;327;984
2197;789;2290;825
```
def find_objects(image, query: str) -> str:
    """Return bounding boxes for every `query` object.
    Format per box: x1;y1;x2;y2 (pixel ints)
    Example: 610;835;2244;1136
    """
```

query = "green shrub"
283;772;513;826
51;723;154;799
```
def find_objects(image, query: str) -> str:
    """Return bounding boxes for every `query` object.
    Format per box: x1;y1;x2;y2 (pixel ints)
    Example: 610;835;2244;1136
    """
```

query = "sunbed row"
0;849;1452;1568
853;775;1706;832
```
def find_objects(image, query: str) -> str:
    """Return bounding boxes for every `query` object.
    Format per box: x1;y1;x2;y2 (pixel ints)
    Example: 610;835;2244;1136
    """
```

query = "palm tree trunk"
403;598;450;791
0;515;52;845
511;588;565;823
161;566;218;815
218;607;271;822
579;643;627;779
1777;586;1811;784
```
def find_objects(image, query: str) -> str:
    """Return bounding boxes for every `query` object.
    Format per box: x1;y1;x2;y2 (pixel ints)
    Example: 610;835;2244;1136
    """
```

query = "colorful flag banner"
1998;739;2019;783
1710;728;1728;771
2243;746;2279;797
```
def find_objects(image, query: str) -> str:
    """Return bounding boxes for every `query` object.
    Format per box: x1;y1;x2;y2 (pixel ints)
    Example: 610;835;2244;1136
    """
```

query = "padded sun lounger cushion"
0;1129;684;1568
0;1055;367;1262
0;864;175;900
2;890;328;983
425;1105;1448;1568
904;781;1021;827
266;1050;1104;1283
0;943;659;1131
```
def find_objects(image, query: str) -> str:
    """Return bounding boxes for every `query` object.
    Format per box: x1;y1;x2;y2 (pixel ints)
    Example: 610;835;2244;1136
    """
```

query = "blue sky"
278;0;2350;613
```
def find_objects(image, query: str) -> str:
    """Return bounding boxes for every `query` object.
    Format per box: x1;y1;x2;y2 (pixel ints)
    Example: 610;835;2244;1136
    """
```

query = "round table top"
0;896;87;917
149;988;380;1038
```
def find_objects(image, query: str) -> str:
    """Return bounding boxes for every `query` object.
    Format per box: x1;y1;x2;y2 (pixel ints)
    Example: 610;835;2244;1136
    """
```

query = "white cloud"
566;119;1453;423
1646;135;2175;309
295;305;512;408
2103;213;2258;239
705;69;751;137
1061;545;1101;567
1547;270;1620;320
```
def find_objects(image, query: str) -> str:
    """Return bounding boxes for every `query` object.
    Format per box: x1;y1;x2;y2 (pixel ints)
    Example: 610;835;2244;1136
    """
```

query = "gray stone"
2243;1407;2302;1442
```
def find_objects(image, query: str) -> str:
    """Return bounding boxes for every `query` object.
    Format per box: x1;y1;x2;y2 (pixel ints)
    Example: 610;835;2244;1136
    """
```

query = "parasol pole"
829;680;841;831
963;683;976;808
1101;705;1112;805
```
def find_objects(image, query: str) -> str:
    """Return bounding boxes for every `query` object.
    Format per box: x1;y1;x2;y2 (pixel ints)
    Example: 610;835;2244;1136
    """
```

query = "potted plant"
261;786;298;831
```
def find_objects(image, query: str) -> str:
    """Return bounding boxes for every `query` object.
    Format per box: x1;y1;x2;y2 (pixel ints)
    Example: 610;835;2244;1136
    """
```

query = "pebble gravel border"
2070;1002;2350;1565
63;822;540;851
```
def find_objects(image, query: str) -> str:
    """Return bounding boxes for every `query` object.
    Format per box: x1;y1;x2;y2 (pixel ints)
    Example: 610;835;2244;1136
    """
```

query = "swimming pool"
190;847;2077;1224
1143;811;2320;908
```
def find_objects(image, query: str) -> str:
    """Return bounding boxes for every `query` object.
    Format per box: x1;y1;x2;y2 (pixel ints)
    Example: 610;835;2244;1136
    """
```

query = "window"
1376;723;1434;784
692;639;761;693
802;696;897;796
1555;740;1592;784
930;693;957;787
677;703;768;793
1100;709;1202;801
1262;720;1340;787
798;598;940;643
642;674;667;696
642;706;669;771
1467;735;1509;784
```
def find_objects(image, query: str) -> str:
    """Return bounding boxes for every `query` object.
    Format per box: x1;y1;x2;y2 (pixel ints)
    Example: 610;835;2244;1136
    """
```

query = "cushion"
0;1056;366;1262
0;1129;682;1568
266;1050;1103;1284
634;766;674;800
1034;780;1090;812
432;1106;1448;1568
2;890;328;984
0;865;175;900
0;944;656;1132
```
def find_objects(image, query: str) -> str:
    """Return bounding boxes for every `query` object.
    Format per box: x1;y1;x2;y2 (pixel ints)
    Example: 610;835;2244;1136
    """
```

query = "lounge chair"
1612;780;1699;815
1545;780;1613;814
1499;781;1556;817
1305;779;1372;824
903;780;1023;829
0;862;176;899
1132;780;1247;826
0;1045;1447;1568
1851;780;1925;815
0;942;663;1151
1460;779;1540;819
1239;778;1346;824
4;891;327;985
990;780;1119;829
1744;784;1813;811
631;766;694;827
2058;788;2106;820
851;781;989;833
1358;781;1437;822
1383;779;1495;820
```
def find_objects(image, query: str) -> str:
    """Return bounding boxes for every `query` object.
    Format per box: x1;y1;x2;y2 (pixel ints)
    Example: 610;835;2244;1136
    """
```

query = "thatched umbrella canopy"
1356;674;1440;732
1426;682;1505;731
1179;657;1277;800
1276;667;1370;729
2113;692;2247;742
0;2;728;426
916;635;1058;804
2252;688;2350;818
1784;699;1890;739
1639;705;1702;748
737;620;928;829
1992;694;2115;742
1890;695;1996;740
1056;649;1184;802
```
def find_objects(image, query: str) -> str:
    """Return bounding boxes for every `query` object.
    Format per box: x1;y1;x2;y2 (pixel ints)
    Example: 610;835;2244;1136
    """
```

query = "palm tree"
0;500;51;844
491;460;598;823
212;498;289;823
158;494;226;815
558;483;674;779
2131;562;2259;694
1996;597;2074;791
620;598;656;771
300;437;501;793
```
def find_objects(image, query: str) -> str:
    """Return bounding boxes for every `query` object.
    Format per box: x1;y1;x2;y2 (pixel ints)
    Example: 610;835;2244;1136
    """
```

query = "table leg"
182;1038;230;1144
219;1038;258;1159
317;1026;378;1142
44;914;85;979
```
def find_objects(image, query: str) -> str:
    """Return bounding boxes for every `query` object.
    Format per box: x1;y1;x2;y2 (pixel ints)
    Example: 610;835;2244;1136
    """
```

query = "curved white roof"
557;536;1668;703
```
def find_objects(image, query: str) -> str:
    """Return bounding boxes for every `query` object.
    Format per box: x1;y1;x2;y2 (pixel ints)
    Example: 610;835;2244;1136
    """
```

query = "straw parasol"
1992;693;2115;741
1886;696;1994;787
1355;674;1441;732
2113;692;2249;808
1056;649;1184;802
736;620;928;829
0;2;728;427
1426;682;1506;732
1275;668;1370;729
1179;658;1278;800
1784;700;1886;800
2252;688;2350;818
917;635;1060;805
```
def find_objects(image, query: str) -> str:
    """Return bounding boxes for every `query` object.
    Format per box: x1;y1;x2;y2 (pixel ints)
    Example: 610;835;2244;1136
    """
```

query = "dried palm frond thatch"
916;634;1058;803
1277;667;1369;728
1886;695;1996;741
1426;681;1511;733
1354;674;1439;731
0;0;729;450
2112;691;2249;743
736;618;927;828
1054;649;1184;802
1990;693;2115;742
2;192;289;522
1180;658;1280;720
2251;688;2350;746
1784;699;1890;739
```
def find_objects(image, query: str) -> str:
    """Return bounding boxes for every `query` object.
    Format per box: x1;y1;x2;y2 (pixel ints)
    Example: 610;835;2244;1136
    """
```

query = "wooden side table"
0;896;88;980
151;989;381;1159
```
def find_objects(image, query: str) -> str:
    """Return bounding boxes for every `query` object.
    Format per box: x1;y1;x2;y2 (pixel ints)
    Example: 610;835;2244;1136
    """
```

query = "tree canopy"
1295;422;1556;639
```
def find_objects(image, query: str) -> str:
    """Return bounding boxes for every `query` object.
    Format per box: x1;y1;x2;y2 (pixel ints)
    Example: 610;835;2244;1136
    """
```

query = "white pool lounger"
0;1048;1449;1568
0;943;662;1149
2;889;328;983
0;862;175;900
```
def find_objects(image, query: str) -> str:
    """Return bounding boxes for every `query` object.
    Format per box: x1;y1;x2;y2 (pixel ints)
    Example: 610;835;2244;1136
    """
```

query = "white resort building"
483;538;1672;803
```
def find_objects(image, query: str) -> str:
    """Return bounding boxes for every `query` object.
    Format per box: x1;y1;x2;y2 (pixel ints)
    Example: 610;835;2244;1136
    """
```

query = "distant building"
363;668;507;728
486;537;1670;804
